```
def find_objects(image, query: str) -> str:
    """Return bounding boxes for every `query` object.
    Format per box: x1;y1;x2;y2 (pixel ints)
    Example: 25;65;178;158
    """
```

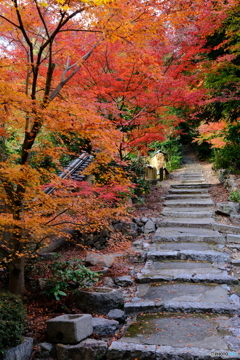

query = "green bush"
42;258;100;300
229;189;240;202
213;144;240;174
0;292;26;358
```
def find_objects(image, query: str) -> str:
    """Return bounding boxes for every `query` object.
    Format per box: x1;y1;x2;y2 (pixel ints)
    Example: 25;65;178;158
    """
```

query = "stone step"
113;313;240;358
136;260;238;284
181;181;206;185
124;300;240;316
164;199;214;207
136;272;238;285
157;218;214;229
181;177;205;181
108;341;240;360
182;173;203;176
151;241;222;252
227;234;240;244
213;223;240;235
162;210;213;218
164;194;211;200
152;227;225;244
168;188;209;194
135;282;233;306
146;249;230;263
171;184;211;189
228;244;240;250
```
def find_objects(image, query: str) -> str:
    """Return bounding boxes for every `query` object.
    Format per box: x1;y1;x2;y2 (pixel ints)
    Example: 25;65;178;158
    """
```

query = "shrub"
229;189;240;202
0;292;26;358
213;144;240;174
42;258;100;300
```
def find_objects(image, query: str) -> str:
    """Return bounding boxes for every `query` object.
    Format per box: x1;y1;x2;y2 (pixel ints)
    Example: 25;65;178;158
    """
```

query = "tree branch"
49;40;102;101
33;0;50;38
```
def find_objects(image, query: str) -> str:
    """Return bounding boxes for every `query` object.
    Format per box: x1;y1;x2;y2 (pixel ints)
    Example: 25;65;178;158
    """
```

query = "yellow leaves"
80;0;112;4
39;1;49;7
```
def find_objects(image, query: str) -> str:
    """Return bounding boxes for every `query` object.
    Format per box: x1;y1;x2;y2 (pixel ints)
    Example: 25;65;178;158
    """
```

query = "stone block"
114;276;133;287
107;342;156;360
230;214;240;225
85;253;115;267
47;314;92;344
4;337;33;360
56;339;107;360
74;287;124;315
107;309;126;323
144;220;156;234
92;317;119;336
227;234;240;243
216;202;239;216
37;342;53;358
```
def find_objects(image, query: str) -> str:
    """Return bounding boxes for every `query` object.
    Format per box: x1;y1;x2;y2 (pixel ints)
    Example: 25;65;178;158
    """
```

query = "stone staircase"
107;161;240;359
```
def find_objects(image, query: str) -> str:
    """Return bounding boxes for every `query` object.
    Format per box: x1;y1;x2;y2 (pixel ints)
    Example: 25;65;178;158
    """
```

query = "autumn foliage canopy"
0;0;236;294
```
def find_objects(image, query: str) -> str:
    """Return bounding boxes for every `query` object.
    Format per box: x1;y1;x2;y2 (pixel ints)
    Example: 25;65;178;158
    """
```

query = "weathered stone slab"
178;250;229;263
162;301;240;315
162;210;213;218
171;184;211;188
165;194;211;200
231;259;240;266
124;300;156;314
137;283;230;304
92;317;119;336
107;309;126;323
164;199;214;207
47;314;93;344
152;227;225;244
124;300;240;316
216;202;240;216
107;342;156;360
122;313;239;351
143;219;156;233
181;180;205;184
4;338;33;360
85;253;122;267
169;188;208;194
156;346;237;360
114;276;134;287
227;234;240;244
37;342;53;358
213;223;240;234
136;260;238;284
154;242;211;251
56;339;107;360
230;214;240;225
157;218;214;229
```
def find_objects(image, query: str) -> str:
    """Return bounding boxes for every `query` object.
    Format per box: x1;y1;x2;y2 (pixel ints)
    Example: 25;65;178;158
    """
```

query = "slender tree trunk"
8;257;25;295
8;203;26;295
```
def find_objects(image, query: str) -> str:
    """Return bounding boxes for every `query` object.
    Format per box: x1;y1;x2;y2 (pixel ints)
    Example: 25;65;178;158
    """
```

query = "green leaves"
42;258;100;300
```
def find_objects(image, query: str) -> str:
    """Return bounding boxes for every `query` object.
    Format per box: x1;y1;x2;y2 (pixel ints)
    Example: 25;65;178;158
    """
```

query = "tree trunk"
8;257;25;295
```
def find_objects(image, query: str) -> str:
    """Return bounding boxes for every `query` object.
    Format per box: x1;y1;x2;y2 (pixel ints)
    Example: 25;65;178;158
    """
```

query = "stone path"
108;160;240;359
